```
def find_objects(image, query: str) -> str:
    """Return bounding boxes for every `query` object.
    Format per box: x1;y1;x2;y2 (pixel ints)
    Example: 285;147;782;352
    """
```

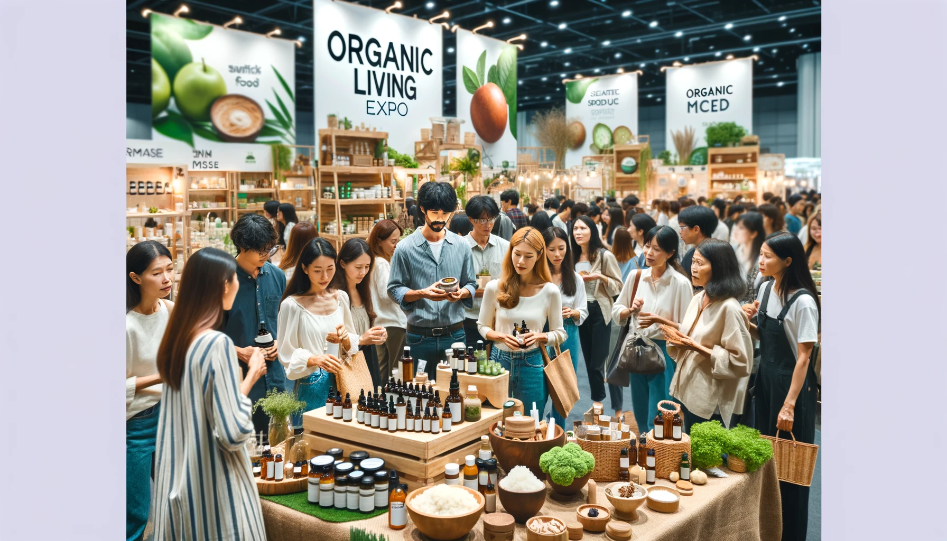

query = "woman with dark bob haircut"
666;239;753;431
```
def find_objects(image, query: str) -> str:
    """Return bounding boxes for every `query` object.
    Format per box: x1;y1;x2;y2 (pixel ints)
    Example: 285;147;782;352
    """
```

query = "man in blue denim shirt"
388;182;477;382
221;214;289;437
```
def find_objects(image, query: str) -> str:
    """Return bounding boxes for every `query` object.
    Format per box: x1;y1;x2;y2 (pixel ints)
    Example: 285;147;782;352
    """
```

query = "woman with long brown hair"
611;227;639;282
478;227;567;409
279;221;319;280
758;203;786;236
805;211;821;269
152;247;268;541
368;219;406;382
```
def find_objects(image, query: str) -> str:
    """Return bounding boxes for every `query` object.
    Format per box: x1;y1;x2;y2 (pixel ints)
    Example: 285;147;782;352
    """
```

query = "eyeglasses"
257;245;280;258
472;218;497;226
678;224;691;231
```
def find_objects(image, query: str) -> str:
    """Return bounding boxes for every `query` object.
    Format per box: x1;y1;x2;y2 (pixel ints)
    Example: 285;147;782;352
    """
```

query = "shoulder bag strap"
758;280;774;319
777;289;813;322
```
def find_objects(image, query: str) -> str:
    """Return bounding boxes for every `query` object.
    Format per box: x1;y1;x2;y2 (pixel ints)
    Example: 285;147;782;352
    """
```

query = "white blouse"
277;292;361;381
125;300;170;420
557;271;589;325
477;281;567;351
370;257;407;328
612;266;694;340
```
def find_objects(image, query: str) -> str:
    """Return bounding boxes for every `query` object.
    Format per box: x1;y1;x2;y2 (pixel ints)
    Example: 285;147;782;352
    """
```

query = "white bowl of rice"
406;484;485;540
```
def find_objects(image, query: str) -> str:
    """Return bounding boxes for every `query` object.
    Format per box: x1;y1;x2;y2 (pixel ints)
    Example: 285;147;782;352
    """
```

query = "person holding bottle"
368;219;406;382
610;226;693;432
278;238;360;428
571;215;622;406
743;232;820;541
331;238;388;388
152;248;268;541
542;226;587;427
667;239;754;430
125;241;174;541
478;227;567;409
463;196;510;350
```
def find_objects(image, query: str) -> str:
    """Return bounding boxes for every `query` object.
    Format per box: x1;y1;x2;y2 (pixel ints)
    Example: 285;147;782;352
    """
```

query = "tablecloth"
261;460;781;541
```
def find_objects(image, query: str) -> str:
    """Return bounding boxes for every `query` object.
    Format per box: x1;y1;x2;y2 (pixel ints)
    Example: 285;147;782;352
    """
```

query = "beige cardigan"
582;248;622;324
668;293;753;426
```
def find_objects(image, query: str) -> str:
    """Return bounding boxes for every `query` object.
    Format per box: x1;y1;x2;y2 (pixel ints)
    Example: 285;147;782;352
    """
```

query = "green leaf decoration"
273;89;294;127
192;124;223;142
266;100;291;131
497;47;517;103
152;13;213;40
508;97;517;139
462;66;481;95
272;65;295;103
565;78;599;104
153;112;194;147
259;125;286;138
476;51;487;88
487;65;498;86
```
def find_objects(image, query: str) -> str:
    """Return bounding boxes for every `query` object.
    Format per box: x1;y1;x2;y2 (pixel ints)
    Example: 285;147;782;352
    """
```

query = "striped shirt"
387;228;477;327
152;331;265;541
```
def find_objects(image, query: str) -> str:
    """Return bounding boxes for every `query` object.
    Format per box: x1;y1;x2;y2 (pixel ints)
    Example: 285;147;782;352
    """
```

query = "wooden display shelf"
708;162;757;169
237;188;278;193
256;475;307;496
190;188;230;193
281;187;317;191
434;366;509;409
708;145;760;204
319;198;395;205
318;128;389;140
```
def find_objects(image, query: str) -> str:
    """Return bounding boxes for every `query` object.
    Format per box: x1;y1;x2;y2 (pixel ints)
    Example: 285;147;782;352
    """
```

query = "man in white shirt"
710;198;731;241
544;197;560;217
464;196;511;348
553;199;574;232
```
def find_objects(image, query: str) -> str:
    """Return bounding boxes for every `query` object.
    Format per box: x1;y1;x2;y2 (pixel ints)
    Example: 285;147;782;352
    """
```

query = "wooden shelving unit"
613;136;651;199
187;171;233;225
316;129;395;249
232;171;279;217
706;145;760;204
125;163;191;263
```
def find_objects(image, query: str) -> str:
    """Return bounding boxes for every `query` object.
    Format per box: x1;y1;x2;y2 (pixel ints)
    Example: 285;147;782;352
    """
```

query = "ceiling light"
445;99;450;104
617;67;624;73
142;8;153;17
602;40;611;46
753;47;760;52
294;40;302;48
173;4;189;17
772;74;778;78
223;16;242;28
266;28;281;38
429;11;449;24
564;62;571;66
715;52;721;57
778;15;786;21
790;28;796;33
576;74;583;79
545;96;551;100
772;48;778;53
657;98;662;102
541;41;548;47
673;61;682;67
426;1;435;7
803;44;809;49
726;54;734;59
564;48;572;53
744;34;751;41
777;82;784;87
560;73;566;78
297;35;306;42
558;23;567;29
649;21;658;27
683;56;689;61
647;94;653;98
639;63;645;68
503;17;511;24
724;23;733;29
550;0;559;5
675;31;683;37
541;76;548;81
472;21;494;34
385;1;402;14
518;80;523;86
447;47;454;53
506;34;526;44
622;10;632;17
615;52;622;58
594;68;600;73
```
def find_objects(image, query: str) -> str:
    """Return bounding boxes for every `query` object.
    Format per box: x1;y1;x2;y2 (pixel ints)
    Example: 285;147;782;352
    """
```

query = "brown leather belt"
406;322;464;337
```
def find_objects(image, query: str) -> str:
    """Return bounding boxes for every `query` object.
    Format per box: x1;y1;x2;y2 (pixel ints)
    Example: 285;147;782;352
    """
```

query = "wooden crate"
434;366;509;409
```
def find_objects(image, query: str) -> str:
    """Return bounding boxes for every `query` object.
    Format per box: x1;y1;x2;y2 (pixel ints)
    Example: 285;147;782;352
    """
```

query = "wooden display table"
434;365;509;409
302;406;502;490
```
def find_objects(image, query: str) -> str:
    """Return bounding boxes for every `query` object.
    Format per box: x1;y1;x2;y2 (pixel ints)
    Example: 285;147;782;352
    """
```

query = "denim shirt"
222;260;289;393
387;228;477;327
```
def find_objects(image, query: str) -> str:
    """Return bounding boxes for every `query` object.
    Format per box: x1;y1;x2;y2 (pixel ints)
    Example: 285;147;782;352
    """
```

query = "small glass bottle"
619;448;630;482
359;475;376;514
486;459;498;486
374;470;389;509
261;449;272;481
653;412;665;440
479;435;493;461
442;402;453;432
389;484;408;530
405;402;415;432
444;463;461;485
464;385;482;422
467;347;478;375
672;414;683;441
463;455;479;491
371;399;381;428
637;432;648;466
430;406;441;434
387;404;398;433
680;452;691;481
319;464;334;507
396;393;406;430
308;461;321;505
434;390;444;418
646;449;656;485
325;390;335;416
333;391;343;419
347;471;363;511
422;406;432;433
357;389;366;424
477;458;489;494
485;483;497;513
379;401;389;430
342;393;353;422
401;346;414;382
447;370;464;425
334;476;348;510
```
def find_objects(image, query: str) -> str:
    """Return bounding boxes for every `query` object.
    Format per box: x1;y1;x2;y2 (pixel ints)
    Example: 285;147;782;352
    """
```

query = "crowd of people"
126;181;822;541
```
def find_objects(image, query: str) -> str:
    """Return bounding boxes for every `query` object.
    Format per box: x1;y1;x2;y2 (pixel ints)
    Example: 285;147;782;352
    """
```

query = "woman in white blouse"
542;226;588;426
611;226;693;431
368;219;407;382
125;240;174;541
153;247;268;541
331;238;388;388
479;227;567;410
277;238;360;427
571;215;622;405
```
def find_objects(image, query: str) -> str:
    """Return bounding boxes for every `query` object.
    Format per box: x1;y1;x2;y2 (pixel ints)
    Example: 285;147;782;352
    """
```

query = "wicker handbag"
335;348;374;398
760;430;819;486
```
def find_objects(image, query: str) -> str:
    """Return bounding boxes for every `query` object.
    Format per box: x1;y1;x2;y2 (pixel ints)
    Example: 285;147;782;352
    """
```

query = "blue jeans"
405;328;466;383
609;340;678;432
126;403;160;541
548;319;583;428
492;346;548;415
291;370;334;428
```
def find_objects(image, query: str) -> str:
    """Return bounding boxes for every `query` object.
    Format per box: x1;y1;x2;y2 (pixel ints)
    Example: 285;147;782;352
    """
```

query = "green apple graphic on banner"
563;73;638;167
150;13;296;146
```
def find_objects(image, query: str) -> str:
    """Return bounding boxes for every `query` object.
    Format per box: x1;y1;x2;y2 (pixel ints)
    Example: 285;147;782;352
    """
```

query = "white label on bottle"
647;469;655;483
357;410;364;423
253;465;261;476
347;491;359;510
445;477;460;486
274;463;284;480
390;502;407;526
620;457;629;469
654;424;664;439
468;361;477;374
486;493;496;513
267;461;275;478
431;419;440;433
437;406;444;418
422;418;431;432
389;420;397;432
673;425;682;439
442;417;452;431
334;405;342;418
319;484;334;507
397;407;406;430
309;479;319;503
647;456;655;468
406;418;414;431
380;415;388;429
372;414;380;427
479;471;488;486
294;466;302;475
334;490;346;509
464;478;479;491
681;466;690;480
490;472;498;485
360;494;374;512
479;450;492;461
343;409;352;421
452;406;462;423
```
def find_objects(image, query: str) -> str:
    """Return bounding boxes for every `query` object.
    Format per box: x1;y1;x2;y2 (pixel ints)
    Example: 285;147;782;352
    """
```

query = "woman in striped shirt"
153;248;268;541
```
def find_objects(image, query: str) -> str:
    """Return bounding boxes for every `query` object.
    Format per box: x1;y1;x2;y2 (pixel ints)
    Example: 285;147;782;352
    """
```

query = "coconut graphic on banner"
463;49;517;143
150;13;295;146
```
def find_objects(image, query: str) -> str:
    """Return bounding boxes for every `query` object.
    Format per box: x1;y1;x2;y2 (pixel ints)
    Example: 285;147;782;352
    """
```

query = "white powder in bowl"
412;485;480;516
499;466;545;492
648;489;679;503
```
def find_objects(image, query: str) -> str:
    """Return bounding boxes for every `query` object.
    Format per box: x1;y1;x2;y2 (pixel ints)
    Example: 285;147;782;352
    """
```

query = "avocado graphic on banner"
563;73;639;168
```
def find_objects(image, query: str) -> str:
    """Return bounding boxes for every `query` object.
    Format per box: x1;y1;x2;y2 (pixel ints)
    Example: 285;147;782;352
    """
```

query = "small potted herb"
253;389;306;447
689;420;729;470
327;114;338;129
477;267;492;289
723;425;774;473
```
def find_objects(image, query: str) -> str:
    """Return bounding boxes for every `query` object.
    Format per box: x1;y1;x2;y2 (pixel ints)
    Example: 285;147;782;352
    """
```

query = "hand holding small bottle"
489;332;521;350
308;353;342;374
520;331;548;347
247;347;268;382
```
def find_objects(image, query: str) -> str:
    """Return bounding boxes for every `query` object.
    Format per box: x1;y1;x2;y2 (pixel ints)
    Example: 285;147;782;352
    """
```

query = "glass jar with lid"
463;385;482;422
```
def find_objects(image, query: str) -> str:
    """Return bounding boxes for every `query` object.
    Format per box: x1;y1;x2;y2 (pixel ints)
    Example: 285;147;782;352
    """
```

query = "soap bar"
567;522;584;540
587;479;597;504
630;465;647;485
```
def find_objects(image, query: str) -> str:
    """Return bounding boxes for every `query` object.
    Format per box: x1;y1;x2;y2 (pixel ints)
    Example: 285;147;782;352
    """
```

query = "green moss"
539;442;595;486
725;425;774;472
689;420;728;470
260;491;386;523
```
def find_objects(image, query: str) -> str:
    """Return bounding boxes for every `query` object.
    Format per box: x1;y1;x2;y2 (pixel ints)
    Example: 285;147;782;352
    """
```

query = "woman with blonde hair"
478;227;567;408
279;221;319;280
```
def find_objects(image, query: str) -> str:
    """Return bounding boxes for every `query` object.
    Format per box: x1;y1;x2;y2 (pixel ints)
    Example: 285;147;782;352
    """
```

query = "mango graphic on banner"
462;49;518;142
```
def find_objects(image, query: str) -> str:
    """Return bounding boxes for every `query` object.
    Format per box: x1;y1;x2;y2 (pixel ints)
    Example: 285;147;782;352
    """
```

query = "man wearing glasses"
222;213;289;435
388;182;477;382
677;205;718;290
462;196;510;349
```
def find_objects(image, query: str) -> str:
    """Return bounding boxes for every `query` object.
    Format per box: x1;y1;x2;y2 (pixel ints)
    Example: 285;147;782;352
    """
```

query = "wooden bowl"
489;421;566;481
576;504;610;532
549;471;592;497
405;484;485;541
603;482;648;521
645;485;681;513
497;482;546;523
526;516;569;541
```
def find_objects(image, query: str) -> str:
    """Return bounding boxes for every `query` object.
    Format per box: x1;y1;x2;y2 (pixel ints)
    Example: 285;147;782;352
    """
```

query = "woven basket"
645;431;691;480
761;430;819;486
576;436;635;482
726;455;747;473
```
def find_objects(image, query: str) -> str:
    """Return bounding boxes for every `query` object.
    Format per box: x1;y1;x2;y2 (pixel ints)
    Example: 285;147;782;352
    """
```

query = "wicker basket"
645;431;691;480
576;436;635;482
726;455;747;473
761;430;819;486
352;154;373;167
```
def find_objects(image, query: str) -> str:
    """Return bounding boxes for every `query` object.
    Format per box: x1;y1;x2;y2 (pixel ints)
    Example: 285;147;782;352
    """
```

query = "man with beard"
387;181;477;382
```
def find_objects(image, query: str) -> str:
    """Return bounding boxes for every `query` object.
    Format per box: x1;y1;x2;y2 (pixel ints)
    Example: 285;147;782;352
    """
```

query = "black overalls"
756;281;818;541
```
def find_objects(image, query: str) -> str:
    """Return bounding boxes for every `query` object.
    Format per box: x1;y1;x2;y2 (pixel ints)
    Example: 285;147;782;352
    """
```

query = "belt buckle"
432;326;446;336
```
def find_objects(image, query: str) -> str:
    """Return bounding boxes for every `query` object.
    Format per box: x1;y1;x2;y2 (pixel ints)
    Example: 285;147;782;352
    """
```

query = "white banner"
127;139;190;165
313;0;442;156
564;73;638;168
455;30;517;168
127;139;273;171
665;58;753;153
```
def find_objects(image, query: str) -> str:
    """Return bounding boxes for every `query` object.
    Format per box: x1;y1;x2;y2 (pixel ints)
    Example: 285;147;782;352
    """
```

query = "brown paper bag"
541;344;579;418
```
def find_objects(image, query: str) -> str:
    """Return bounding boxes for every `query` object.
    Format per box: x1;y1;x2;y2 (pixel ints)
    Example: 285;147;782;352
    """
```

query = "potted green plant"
723;425;774;473
689;420;729;470
477;267;492;289
704;122;747;148
539;442;596;495
658;150;674;165
253;389;306;448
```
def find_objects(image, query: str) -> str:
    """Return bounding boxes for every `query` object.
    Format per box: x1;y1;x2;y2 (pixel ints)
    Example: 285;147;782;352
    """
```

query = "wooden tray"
435;365;509;408
256;475;307;495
